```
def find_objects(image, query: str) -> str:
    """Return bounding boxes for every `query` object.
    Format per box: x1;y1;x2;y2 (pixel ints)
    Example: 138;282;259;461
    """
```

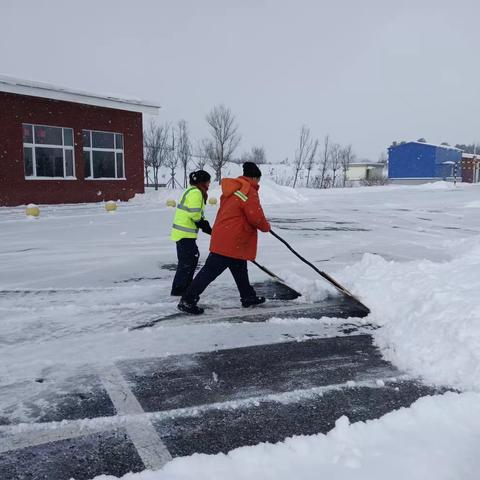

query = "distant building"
0;75;160;206
461;153;480;183
346;162;387;185
388;142;462;184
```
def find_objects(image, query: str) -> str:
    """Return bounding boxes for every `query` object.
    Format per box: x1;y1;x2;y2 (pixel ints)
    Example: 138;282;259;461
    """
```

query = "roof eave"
0;78;160;115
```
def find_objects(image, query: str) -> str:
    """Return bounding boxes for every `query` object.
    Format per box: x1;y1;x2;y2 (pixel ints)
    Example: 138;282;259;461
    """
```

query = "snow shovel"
251;260;302;299
269;229;370;314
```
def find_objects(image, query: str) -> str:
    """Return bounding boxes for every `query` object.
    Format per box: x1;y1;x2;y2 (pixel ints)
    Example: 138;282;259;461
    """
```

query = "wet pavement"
0;308;445;479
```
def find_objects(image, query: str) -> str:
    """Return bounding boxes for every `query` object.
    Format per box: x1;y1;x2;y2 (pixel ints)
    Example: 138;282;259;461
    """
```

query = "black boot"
241;296;266;308
178;298;204;315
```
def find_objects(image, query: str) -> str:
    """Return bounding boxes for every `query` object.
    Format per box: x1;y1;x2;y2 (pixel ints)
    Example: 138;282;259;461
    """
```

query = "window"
23;124;75;179
83;130;125;179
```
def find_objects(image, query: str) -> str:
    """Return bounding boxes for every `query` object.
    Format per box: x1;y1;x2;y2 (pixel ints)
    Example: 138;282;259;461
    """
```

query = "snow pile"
281;272;333;302
258;178;308;205
132;175;306;208
92;392;480;480
341;241;480;391
414;181;457;190
130;187;184;207
209;177;307;206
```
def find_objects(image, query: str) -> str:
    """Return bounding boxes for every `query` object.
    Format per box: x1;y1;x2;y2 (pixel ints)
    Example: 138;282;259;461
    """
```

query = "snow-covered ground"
1;180;480;479
94;391;480;480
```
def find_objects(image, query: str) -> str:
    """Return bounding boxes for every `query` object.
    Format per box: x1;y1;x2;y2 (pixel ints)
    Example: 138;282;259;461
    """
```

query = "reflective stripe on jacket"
170;187;205;241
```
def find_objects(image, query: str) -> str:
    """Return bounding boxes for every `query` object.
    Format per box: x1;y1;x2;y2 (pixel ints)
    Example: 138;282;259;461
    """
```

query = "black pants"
182;252;256;304
171;238;200;296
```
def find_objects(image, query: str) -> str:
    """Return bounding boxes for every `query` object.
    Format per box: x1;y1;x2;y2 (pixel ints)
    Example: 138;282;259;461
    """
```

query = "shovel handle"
269;229;370;313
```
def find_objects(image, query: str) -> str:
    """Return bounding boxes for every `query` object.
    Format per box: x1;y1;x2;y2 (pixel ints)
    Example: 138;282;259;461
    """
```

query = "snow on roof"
349;162;385;167
391;141;461;151
0;74;160;115
462;153;480;159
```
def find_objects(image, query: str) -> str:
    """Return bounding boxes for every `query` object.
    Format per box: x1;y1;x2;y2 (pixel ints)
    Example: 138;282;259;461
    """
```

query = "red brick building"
461;153;480;183
0;76;159;206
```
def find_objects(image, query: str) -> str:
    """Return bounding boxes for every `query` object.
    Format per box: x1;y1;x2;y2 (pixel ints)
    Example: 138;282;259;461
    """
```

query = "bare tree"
202;139;217;171
330;143;342;187
305;139;319;188
164;130;182;189
230;155;244;165
192;139;210;170
378;150;388;165
250;146;266;164
340;144;355;187
361;174;389;186
293;125;314;188
176;120;191;188
239;146;267;165
318;135;330;189
144;158;151;187
206;104;241;182
323;174;333;189
144;121;170;190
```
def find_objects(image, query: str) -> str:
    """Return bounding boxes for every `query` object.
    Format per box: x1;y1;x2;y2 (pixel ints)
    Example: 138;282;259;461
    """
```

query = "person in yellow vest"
170;170;212;296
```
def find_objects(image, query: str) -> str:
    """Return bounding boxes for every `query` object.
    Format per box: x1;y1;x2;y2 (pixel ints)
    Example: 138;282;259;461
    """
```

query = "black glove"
195;219;212;235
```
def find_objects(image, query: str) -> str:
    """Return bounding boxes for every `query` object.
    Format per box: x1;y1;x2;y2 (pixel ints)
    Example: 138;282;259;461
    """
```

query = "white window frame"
83;129;126;180
23;123;76;180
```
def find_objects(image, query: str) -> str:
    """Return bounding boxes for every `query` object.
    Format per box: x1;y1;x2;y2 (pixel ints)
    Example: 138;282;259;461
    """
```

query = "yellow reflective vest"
170;186;205;241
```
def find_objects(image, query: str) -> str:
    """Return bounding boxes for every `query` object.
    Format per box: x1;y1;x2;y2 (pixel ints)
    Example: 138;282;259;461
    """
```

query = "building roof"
389;141;461;151
349;162;385;167
462;153;480;159
0;74;160;115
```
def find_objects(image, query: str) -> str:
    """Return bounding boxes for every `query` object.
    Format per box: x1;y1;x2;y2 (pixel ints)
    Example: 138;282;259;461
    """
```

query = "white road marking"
0;421;109;454
0;375;406;455
97;364;172;470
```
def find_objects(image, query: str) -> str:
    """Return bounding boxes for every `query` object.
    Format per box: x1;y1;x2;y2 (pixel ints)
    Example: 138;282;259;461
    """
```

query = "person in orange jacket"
178;162;270;314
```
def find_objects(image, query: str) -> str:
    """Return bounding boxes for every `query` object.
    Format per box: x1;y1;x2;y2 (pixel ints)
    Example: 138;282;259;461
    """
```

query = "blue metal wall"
388;143;461;179
434;146;461;178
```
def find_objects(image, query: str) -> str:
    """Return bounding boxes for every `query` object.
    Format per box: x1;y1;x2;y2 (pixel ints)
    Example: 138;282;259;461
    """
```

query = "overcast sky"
1;0;479;162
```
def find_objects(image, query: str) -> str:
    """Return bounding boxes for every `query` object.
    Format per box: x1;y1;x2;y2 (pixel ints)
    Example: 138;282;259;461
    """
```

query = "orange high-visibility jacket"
210;176;270;261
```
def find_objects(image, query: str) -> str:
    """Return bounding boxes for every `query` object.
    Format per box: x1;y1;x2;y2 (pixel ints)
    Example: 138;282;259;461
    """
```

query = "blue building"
388;142;462;183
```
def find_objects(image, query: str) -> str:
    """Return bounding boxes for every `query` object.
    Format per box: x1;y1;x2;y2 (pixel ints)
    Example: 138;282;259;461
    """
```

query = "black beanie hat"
243;162;262;178
189;170;211;185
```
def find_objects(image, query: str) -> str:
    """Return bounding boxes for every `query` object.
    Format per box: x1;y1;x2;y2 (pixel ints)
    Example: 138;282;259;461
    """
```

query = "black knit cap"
243;162;262;178
189;170;211;185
